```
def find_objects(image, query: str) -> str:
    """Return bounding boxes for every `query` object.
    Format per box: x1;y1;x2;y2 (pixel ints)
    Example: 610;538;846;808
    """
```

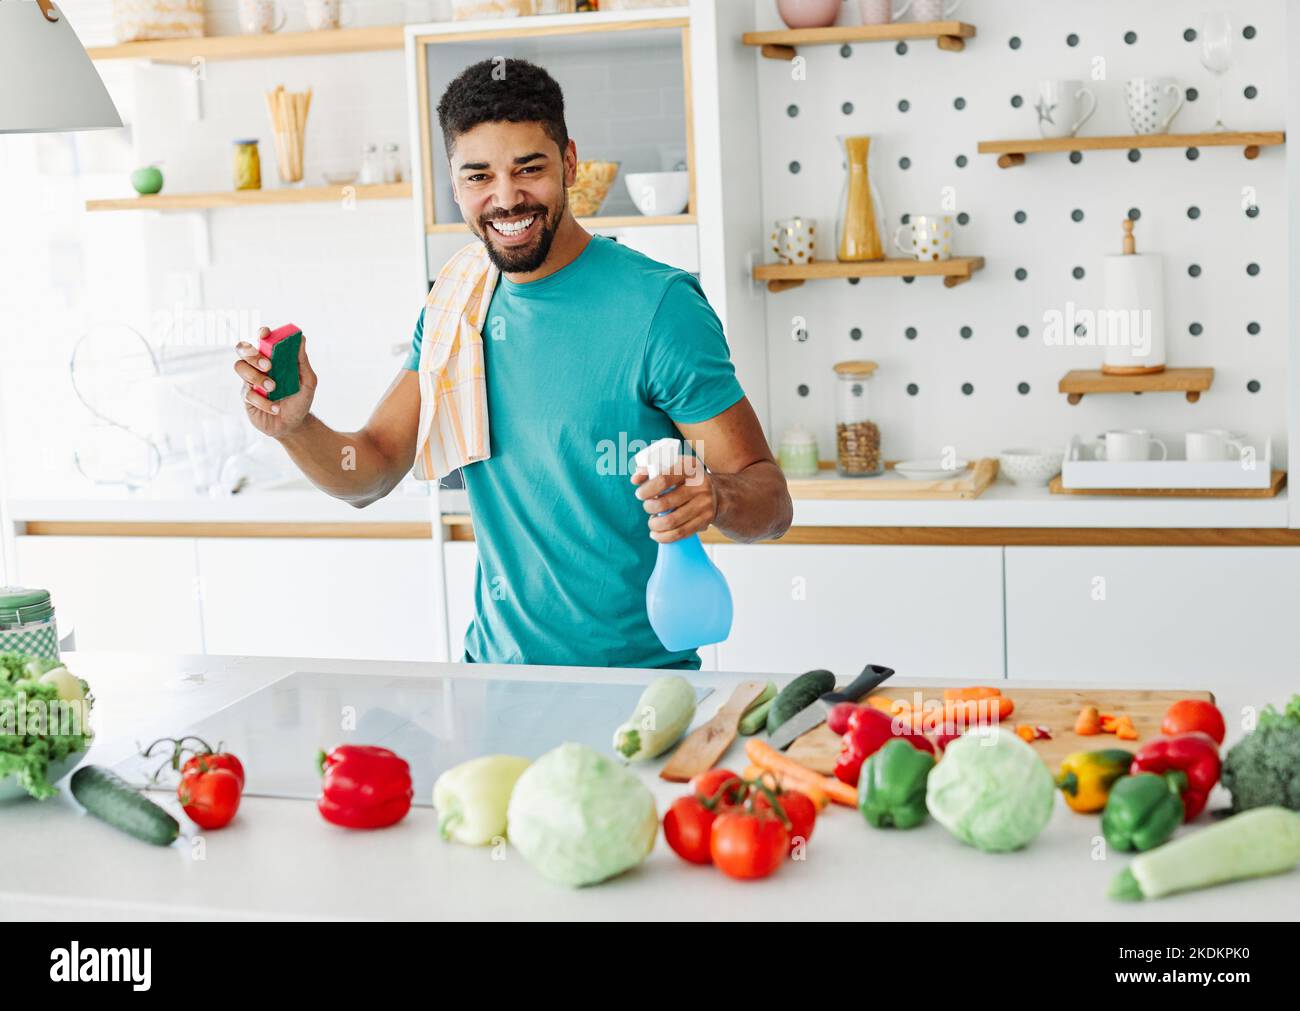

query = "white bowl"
895;459;969;481
624;171;690;216
0;752;83;804
998;448;1064;487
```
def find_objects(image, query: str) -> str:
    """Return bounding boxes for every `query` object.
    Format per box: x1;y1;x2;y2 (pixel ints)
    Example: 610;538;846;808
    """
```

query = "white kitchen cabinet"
197;539;439;662
13;535;204;653
442;541;478;662
1006;547;1300;680
712;545;1005;679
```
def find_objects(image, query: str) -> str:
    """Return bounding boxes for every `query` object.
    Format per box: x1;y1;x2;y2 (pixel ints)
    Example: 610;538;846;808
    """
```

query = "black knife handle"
822;663;895;705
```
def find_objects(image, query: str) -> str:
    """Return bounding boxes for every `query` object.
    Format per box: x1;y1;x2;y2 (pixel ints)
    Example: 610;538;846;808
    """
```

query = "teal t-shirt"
407;236;745;669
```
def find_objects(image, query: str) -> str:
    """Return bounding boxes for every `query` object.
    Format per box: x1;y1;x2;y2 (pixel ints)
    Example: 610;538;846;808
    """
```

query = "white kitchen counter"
1;653;1295;922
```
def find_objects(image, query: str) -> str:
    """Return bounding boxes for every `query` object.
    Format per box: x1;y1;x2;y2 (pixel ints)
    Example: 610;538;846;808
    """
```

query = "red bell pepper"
834;706;934;787
1130;732;1220;821
317;745;413;829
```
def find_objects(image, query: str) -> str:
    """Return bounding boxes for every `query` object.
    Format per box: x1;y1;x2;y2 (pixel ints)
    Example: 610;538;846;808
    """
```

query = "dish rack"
1059;436;1275;490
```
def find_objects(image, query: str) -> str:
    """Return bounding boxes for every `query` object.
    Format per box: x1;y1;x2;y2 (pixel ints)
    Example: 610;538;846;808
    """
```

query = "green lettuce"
0;652;94;799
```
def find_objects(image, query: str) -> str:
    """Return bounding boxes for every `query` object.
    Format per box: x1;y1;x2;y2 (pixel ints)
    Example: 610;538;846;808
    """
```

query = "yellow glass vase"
836;135;885;262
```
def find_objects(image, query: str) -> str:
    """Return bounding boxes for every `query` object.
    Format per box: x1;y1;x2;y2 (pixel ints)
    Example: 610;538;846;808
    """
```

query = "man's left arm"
631;397;793;545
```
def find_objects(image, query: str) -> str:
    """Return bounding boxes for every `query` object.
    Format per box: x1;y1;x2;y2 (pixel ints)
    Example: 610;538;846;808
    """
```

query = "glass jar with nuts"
833;360;882;477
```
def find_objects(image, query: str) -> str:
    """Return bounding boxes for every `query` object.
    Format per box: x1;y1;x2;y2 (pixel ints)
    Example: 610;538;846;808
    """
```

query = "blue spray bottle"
635;437;733;652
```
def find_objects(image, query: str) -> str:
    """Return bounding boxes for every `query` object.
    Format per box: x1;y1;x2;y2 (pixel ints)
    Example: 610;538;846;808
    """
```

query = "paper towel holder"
1100;219;1167;377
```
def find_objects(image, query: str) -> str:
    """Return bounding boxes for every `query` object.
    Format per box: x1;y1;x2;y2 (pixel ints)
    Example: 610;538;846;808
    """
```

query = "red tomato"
178;767;242;829
710;812;788;880
753;790;817;853
664;796;716;864
1161;700;1226;745
182;751;245;791
690;768;745;809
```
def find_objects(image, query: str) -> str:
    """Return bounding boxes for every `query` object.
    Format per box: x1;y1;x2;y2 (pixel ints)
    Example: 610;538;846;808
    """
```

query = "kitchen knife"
767;663;895;751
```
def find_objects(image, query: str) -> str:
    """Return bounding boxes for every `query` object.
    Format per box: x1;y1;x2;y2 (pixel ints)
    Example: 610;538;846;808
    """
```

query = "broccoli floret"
1222;694;1300;813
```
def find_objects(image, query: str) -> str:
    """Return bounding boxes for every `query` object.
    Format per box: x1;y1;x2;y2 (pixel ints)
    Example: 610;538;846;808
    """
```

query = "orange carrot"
744;738;857;808
1015;723;1037;743
1075;705;1102;735
741;765;828;810
943;686;1003;703
865;695;894;713
1113;715;1139;741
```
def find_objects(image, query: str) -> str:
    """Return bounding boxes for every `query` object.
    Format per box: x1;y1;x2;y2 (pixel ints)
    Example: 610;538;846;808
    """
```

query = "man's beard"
476;197;563;274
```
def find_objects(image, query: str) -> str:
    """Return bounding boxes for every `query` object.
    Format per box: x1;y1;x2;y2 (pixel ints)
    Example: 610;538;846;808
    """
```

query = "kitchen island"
1;652;1295;921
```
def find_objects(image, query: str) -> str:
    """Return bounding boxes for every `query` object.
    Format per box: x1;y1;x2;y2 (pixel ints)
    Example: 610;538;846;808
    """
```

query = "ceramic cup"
1035;79;1098;139
911;0;961;20
1126;77;1186;135
1186;430;1246;462
238;0;286;33
859;0;912;25
893;214;954;261
304;0;355;30
1095;429;1168;462
776;0;841;30
771;217;817;265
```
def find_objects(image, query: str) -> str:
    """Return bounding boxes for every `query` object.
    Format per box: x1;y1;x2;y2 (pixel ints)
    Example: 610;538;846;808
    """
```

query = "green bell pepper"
1102;771;1187;853
858;737;935;830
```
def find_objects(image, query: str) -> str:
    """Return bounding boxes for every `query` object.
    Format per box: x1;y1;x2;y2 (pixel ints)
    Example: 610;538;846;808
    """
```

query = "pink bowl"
776;0;842;30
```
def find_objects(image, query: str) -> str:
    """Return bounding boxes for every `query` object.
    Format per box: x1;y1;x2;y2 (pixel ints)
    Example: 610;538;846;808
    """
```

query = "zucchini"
1111;806;1300;901
767;669;836;734
739;682;778;736
70;765;180;846
613;675;697;761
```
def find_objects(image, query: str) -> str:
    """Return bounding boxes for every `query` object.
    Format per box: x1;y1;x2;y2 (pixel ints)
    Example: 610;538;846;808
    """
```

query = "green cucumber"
739;682;778;735
613;675;697;761
70;766;180;846
1111;806;1300;901
767;669;836;734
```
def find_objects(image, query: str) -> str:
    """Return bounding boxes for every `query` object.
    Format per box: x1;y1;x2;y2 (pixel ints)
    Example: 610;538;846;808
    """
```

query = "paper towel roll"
1101;253;1166;373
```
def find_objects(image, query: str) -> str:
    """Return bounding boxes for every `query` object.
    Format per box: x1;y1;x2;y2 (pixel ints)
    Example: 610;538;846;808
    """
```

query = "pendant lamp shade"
0;0;123;134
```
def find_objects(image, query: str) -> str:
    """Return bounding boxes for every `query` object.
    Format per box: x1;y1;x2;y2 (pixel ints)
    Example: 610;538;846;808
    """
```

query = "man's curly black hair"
436;58;569;159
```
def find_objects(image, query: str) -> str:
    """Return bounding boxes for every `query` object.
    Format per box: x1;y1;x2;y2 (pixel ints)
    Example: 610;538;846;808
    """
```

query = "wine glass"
1199;11;1233;132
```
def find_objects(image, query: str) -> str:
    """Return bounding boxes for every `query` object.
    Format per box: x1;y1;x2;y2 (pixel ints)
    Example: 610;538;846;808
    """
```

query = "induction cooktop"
115;670;712;805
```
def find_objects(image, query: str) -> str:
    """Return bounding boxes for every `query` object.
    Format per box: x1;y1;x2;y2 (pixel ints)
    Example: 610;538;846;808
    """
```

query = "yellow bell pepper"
1056;749;1134;813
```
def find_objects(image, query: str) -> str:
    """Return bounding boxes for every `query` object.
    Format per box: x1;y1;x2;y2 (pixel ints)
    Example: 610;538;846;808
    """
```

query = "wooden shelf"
742;20;975;59
426;213;695;235
87;26;406;64
979;131;1285;168
85;182;411;212
1058;367;1214;405
753;256;984;293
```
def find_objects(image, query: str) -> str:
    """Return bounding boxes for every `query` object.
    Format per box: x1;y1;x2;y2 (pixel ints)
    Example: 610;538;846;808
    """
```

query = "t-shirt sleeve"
403;308;425;371
643;274;745;425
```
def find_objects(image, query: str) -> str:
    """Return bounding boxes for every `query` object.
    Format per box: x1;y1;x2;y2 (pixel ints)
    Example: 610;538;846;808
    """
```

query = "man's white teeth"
493;217;534;236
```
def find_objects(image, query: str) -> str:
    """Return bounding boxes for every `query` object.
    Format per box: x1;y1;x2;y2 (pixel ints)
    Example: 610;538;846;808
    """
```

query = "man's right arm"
235;328;422;509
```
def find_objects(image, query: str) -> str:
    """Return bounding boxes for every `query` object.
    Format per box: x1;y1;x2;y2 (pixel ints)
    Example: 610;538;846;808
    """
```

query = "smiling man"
235;58;791;669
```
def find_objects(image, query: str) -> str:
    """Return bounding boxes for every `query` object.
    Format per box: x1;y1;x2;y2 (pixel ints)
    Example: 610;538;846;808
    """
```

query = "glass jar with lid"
833;360;882;477
0;586;60;661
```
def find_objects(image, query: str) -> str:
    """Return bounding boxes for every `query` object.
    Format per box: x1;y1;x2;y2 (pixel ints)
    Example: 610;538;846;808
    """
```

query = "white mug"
304;0;355;30
859;0;912;25
1095;429;1167;462
1035;79;1097;140
911;0;960;20
1186;430;1246;462
1126;78;1186;135
771;217;817;265
238;0;286;33
893;214;954;261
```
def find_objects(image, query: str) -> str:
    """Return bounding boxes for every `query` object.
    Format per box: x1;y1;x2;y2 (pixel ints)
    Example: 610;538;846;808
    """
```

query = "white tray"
1061;436;1273;490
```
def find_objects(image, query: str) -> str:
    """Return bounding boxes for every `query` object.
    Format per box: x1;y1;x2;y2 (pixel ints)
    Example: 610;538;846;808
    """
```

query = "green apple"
131;165;163;195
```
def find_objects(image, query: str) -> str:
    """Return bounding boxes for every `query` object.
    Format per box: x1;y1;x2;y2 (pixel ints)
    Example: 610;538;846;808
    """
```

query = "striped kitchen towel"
412;241;500;481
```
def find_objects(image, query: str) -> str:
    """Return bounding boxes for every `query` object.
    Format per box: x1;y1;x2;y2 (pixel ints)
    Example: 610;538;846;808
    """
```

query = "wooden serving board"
1048;470;1286;498
784;458;998;501
784;685;1215;774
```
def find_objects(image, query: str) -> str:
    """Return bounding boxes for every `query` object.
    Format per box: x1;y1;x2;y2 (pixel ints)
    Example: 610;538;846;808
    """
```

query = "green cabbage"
506;743;657;887
926;726;1055;852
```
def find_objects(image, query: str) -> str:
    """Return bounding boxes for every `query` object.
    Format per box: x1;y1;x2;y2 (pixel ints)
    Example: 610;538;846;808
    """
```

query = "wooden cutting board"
784;685;1216;774
782;458;998;500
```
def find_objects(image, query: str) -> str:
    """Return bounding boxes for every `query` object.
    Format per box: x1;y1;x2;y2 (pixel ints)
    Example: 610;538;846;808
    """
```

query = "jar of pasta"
833;360;882;477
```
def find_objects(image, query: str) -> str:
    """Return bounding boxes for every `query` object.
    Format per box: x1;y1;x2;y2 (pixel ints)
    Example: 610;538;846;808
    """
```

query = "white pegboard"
753;0;1288;465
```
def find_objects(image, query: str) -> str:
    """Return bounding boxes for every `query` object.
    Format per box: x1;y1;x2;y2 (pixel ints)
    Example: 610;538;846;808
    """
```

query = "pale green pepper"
433;755;531;845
